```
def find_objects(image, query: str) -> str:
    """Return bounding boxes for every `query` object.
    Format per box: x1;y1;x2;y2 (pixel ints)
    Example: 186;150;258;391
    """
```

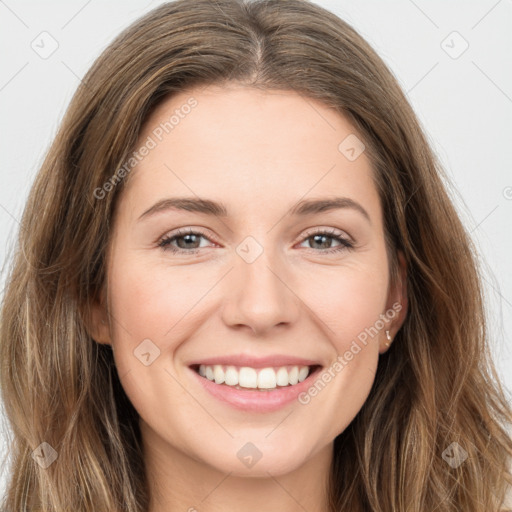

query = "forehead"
119;84;381;222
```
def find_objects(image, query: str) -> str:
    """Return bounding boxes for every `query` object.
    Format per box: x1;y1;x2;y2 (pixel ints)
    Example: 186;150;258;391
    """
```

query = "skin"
90;84;407;512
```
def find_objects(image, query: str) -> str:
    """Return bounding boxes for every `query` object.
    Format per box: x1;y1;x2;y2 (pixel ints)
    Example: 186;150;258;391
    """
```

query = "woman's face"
92;84;406;477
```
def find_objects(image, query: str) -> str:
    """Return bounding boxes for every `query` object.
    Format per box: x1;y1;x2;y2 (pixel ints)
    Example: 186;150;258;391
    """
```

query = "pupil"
313;234;329;249
178;234;198;249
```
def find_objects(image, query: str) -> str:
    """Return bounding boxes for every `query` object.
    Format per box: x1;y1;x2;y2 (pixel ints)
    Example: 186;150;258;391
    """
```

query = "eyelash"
157;227;354;255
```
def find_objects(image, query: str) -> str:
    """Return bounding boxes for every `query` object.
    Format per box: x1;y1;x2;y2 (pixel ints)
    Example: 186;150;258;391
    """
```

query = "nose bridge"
221;235;299;334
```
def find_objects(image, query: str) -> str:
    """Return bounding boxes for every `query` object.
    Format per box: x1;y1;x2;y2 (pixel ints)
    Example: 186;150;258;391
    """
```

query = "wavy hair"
1;0;511;510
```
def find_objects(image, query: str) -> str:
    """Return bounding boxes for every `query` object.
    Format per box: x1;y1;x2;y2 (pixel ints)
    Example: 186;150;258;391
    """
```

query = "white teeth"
224;366;239;386
239;367;258;388
298;366;309;382
276;367;289;386
196;364;313;390
289;366;299;385
257;368;276;389
213;365;225;384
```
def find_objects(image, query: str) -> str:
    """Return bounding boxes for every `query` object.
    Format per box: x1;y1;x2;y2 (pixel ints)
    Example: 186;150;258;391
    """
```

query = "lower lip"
189;366;322;413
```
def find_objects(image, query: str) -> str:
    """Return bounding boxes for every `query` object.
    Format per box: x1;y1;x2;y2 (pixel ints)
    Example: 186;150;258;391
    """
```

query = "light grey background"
1;0;511;496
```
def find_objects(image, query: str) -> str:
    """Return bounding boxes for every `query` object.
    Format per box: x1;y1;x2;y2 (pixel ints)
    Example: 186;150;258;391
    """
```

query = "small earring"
385;330;392;347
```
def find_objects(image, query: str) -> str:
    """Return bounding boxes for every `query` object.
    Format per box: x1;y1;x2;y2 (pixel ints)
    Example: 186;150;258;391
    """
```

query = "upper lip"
188;354;323;369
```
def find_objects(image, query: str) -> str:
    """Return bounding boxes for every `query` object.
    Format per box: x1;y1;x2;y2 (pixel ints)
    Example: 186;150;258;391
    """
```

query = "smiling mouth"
190;364;322;391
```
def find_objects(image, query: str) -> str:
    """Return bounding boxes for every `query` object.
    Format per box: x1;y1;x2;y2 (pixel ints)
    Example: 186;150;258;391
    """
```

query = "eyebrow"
138;196;371;223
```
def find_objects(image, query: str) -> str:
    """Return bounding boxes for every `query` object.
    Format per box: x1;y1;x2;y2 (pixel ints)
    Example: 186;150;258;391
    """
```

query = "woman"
1;0;511;511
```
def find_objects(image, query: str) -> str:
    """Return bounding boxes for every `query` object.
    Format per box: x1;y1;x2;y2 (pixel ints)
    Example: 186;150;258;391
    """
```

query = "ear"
379;250;408;353
86;288;112;346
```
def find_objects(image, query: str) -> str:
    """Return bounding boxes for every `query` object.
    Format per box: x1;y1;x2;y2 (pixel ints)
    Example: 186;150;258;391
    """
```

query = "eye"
157;227;354;255
158;227;215;254
297;228;354;254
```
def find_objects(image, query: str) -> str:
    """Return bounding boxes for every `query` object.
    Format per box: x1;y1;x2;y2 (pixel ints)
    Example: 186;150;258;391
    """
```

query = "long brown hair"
1;1;511;510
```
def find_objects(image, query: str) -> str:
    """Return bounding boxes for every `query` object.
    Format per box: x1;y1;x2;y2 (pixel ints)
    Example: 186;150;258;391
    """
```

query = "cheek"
337;275;388;343
106;251;204;378
106;254;206;425
296;268;387;441
108;252;211;336
294;258;388;411
301;259;389;347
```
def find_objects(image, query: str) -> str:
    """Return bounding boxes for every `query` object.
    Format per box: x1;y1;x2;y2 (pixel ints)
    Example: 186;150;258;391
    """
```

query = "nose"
221;245;300;336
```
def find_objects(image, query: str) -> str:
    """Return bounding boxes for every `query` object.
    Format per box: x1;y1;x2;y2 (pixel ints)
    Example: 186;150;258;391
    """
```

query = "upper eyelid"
300;226;352;241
